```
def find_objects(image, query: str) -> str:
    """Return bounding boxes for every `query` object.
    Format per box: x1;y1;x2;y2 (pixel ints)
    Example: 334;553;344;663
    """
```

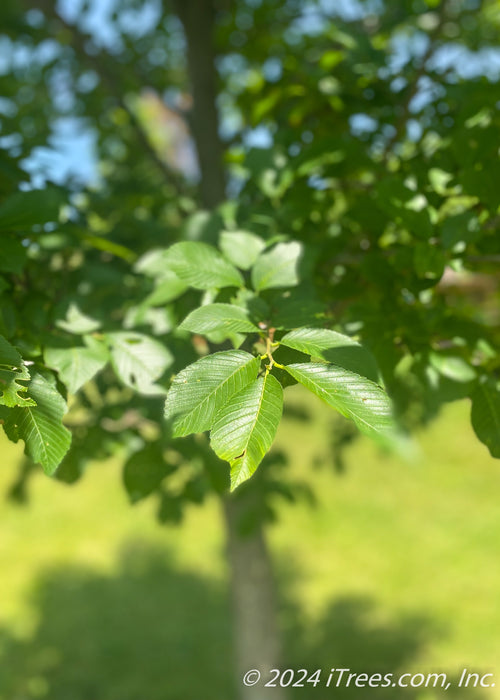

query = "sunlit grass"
0;438;226;633
274;388;500;693
1;391;499;699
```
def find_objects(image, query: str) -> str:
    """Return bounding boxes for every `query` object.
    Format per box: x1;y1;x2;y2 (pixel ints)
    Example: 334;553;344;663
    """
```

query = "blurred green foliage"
1;3;500;696
0;0;499;541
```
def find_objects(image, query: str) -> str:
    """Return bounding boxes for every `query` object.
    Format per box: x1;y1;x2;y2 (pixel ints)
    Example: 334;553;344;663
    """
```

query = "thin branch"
329;251;500;266
466;255;500;264
173;0;226;208
26;0;186;189
383;1;449;157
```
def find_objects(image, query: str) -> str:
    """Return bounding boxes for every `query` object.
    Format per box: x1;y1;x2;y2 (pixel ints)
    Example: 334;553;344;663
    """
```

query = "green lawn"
1;389;499;699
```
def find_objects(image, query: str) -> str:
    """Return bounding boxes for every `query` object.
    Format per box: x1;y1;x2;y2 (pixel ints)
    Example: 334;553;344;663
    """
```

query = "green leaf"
0;236;26;274
106;332;173;395
78;232;135;262
280;328;380;383
205;329;247;350
179;303;260;335
441;213;481;250
231;288;271;322
414;243;446;280
251;241;303;291
163;241;243;289
0;371;71;474
376;177;433;240
428;168;456;196
0;335;35;407
269;289;326;330
0;334;23;367
56;303;101;334
143;271;188;306
0;187;64;230
284;362;396;443
134;249;170;277
44;339;109;394
164;350;260;437
210;373;283;490
219;230;266;270
429;352;477;383
123;443;172;503
124;305;174;335
471;379;500;458
134;251;188;304
0;277;9;295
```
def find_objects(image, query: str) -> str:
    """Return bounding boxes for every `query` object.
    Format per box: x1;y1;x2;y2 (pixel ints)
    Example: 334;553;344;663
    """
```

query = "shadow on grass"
284;596;486;699
0;543;234;700
0;543;487;700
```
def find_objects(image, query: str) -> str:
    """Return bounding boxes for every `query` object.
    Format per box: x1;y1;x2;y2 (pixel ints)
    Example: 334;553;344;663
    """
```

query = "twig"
383;1;449;157
26;0;186;189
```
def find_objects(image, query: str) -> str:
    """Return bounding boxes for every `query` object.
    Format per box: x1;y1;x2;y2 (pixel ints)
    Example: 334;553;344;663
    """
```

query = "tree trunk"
174;2;286;698
173;0;226;209
223;498;286;700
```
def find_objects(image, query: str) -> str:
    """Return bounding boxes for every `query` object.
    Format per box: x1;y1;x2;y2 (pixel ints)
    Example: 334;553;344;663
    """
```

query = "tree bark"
174;2;286;698
173;0;226;208
223;498;286;700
